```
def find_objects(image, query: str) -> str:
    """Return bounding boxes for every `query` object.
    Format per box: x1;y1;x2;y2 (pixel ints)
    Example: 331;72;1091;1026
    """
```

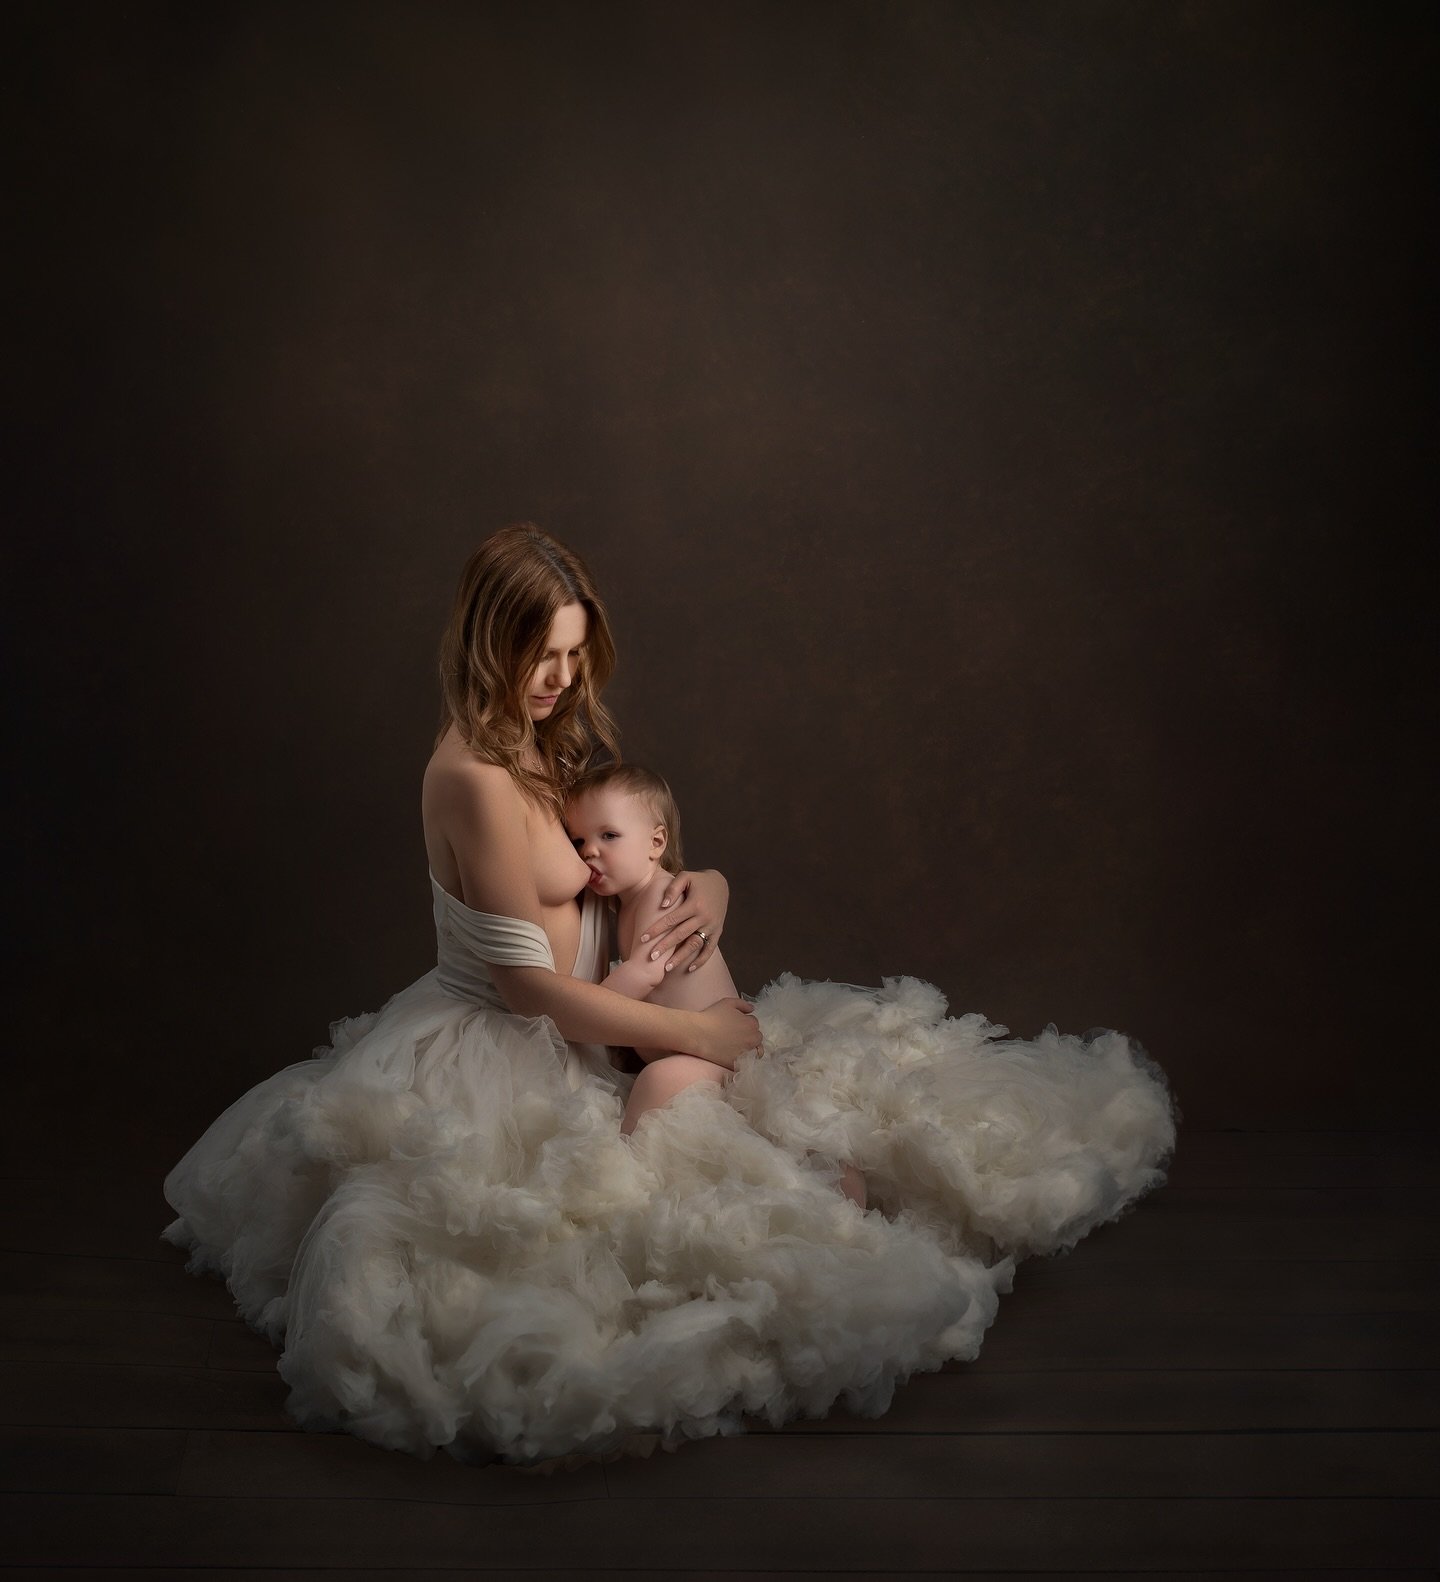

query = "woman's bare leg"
620;1055;730;1136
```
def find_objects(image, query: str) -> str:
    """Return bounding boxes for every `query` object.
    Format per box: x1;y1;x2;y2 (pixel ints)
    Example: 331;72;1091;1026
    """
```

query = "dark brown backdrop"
11;0;1435;1163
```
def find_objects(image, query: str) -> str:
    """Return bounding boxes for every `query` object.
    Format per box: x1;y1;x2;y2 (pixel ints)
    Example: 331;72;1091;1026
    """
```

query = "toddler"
564;763;740;1063
565;763;866;1209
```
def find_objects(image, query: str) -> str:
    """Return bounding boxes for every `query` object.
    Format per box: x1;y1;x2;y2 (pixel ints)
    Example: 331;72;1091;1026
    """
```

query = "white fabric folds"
162;870;1177;1471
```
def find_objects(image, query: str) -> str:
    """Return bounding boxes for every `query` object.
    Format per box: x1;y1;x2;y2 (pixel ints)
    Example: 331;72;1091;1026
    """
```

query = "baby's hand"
603;951;668;1000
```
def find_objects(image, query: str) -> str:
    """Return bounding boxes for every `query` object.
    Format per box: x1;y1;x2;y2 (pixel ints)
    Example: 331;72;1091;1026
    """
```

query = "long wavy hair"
435;523;621;819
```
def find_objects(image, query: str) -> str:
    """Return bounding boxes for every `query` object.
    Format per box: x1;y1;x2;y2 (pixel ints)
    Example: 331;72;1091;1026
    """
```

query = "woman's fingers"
643;906;700;957
686;926;721;972
663;930;705;973
658;872;690;912
729;998;764;1057
712;998;762;1057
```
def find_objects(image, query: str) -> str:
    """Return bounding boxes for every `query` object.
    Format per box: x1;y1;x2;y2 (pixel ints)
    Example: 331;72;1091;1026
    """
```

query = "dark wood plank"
1;1249;238;1319
959;1309;1437;1372
205;1316;281;1373
1166;1152;1440;1191
1148;1185;1440;1221
176;1427;609;1504
0;1174;179;1262
2;1574;1433;1582
0;1426;187;1493
2;1492;1434;1570
1166;1149;1440;1190
1009;1255;1440;1314
628;1429;1439;1499
1064;1187;1440;1263
770;1369;1440;1434
0;1301;213;1369
175;1424;1435;1501
1172;1131;1437;1158
0;1361;296;1432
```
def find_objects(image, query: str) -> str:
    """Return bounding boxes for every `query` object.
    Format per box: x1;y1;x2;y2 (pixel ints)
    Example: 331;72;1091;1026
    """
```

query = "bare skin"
420;603;763;1076
567;784;868;1209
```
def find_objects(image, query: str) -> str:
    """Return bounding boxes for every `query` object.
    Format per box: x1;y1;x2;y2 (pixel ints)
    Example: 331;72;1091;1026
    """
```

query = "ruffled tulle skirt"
162;968;1176;1470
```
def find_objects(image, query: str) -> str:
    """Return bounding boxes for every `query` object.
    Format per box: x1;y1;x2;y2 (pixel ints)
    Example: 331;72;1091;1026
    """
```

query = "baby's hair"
566;762;685;876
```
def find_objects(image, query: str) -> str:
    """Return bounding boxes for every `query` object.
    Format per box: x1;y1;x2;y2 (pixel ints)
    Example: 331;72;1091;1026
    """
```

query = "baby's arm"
601;952;667;1001
602;937;740;1066
632;949;741;1066
648;948;739;1013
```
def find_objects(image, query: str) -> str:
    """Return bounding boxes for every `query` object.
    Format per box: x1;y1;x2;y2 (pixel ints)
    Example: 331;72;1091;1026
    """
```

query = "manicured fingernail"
650;950;659;960
665;962;674;971
640;933;649;942
661;898;671;908
687;964;697;973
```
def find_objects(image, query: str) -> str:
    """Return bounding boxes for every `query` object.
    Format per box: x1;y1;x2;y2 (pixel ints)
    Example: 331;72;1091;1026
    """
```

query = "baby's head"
564;763;684;897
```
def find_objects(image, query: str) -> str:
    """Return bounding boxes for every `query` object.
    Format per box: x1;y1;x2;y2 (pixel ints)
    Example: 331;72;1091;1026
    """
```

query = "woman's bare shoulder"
423;734;520;810
422;734;531;889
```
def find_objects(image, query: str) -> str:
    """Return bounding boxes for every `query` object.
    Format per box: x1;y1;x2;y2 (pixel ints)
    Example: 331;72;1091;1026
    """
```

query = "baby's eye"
602;831;620;840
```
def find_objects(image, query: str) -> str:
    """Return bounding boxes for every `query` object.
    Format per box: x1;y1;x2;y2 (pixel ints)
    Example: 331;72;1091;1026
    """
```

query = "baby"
563;762;740;1065
565;762;867;1209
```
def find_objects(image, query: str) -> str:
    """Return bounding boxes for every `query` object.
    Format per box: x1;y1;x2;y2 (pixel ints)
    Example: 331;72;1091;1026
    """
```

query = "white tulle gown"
162;869;1177;1471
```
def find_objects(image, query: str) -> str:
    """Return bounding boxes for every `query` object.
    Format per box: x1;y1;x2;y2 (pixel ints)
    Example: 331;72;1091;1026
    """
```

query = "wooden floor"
1;1129;1436;1578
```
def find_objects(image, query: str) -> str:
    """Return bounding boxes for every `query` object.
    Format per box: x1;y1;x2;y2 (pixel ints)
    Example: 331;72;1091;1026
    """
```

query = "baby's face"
565;787;665;897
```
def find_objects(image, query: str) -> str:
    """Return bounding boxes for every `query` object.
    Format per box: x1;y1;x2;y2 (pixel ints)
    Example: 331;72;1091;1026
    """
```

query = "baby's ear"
652;824;668;857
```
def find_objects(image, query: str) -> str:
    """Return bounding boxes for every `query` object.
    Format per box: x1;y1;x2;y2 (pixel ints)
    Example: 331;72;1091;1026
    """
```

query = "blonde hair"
435;523;621;818
566;762;684;876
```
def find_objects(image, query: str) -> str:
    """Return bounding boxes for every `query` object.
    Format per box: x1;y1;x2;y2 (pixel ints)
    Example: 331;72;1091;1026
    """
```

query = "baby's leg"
620;1054;729;1137
838;1160;867;1210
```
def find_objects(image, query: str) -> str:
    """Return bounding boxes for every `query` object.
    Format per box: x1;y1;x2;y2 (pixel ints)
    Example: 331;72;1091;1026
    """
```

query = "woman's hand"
637;868;730;974
685;997;763;1071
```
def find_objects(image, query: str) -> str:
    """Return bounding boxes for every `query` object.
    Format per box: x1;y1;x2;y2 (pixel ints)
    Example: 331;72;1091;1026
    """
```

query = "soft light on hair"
435;523;621;817
566;762;685;876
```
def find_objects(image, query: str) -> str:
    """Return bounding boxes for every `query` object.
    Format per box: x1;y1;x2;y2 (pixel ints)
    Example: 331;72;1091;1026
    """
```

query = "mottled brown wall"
12;0;1435;1156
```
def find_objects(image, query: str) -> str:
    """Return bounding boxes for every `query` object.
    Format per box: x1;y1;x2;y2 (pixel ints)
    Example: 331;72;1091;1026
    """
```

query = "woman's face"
526;601;588;720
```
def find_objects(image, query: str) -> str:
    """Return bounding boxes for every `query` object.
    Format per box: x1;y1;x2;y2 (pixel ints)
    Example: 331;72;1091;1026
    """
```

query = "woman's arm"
433;764;759;1065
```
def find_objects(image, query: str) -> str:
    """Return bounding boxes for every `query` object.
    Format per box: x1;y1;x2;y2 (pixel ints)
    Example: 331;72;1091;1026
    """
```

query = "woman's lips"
532;695;558;706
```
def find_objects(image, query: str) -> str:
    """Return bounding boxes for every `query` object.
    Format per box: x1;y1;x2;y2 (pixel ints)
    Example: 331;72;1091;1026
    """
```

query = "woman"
420;527;761;1136
163;523;1177;1473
